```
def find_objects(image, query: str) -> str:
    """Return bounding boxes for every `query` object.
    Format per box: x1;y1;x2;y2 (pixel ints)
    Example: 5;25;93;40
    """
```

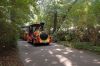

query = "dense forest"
0;0;100;52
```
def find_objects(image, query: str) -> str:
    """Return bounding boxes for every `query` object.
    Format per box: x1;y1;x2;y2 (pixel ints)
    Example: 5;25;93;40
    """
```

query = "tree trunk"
10;0;16;23
88;26;97;46
53;10;57;33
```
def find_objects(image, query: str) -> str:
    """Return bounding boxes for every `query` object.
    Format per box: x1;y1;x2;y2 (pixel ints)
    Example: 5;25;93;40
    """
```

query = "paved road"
18;40;100;66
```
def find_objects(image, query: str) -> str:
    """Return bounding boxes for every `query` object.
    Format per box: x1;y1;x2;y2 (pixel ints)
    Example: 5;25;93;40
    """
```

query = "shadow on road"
30;43;51;47
18;40;100;66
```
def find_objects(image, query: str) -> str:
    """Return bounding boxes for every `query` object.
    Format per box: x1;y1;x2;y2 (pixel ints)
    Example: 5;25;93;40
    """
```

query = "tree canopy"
0;0;100;49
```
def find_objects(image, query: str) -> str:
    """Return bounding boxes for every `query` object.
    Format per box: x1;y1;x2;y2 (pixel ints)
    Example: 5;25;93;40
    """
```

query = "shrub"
0;22;18;50
53;31;67;41
72;42;100;54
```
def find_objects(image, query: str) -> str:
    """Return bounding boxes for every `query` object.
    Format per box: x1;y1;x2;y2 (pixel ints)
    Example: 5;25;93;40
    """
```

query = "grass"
58;41;100;54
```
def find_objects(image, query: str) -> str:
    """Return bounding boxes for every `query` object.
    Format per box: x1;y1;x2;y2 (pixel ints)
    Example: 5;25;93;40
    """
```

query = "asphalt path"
18;40;100;66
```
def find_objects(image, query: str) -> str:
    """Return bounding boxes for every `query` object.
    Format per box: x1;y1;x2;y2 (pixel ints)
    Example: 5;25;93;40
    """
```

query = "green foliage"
0;0;100;52
0;22;18;50
0;0;37;51
53;30;77;41
72;42;100;54
58;41;100;54
66;33;75;42
56;31;66;41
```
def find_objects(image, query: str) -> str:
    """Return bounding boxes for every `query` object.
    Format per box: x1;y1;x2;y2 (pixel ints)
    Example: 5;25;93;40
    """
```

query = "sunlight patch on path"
25;58;32;63
56;48;62;51
51;61;58;64
56;55;72;66
25;52;29;55
93;59;100;64
48;50;54;55
65;48;73;52
45;59;48;62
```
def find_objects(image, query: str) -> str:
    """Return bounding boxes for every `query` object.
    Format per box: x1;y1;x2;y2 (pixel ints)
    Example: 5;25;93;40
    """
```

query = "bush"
53;30;77;42
0;22;18;50
66;31;76;42
72;42;100;54
53;31;67;41
72;42;92;49
58;41;100;54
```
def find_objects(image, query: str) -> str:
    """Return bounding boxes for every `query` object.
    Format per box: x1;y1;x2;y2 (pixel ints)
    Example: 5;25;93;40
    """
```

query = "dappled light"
65;48;73;53
25;58;32;63
93;59;100;64
56;55;72;66
55;48;62;51
25;52;29;55
44;58;48;62
48;50;54;55
24;45;30;47
0;0;100;66
51;61;58;64
63;52;69;55
79;51;84;54
41;49;44;51
17;41;100;66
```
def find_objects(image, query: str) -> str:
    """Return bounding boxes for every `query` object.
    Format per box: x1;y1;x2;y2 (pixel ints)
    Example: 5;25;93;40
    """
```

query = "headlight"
40;33;48;40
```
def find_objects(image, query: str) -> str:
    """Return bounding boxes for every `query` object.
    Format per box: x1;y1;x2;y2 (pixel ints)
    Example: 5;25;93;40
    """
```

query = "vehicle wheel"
32;39;34;44
46;43;49;46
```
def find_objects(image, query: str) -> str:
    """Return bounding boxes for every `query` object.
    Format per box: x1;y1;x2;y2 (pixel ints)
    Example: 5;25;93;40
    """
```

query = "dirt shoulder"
0;48;24;66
